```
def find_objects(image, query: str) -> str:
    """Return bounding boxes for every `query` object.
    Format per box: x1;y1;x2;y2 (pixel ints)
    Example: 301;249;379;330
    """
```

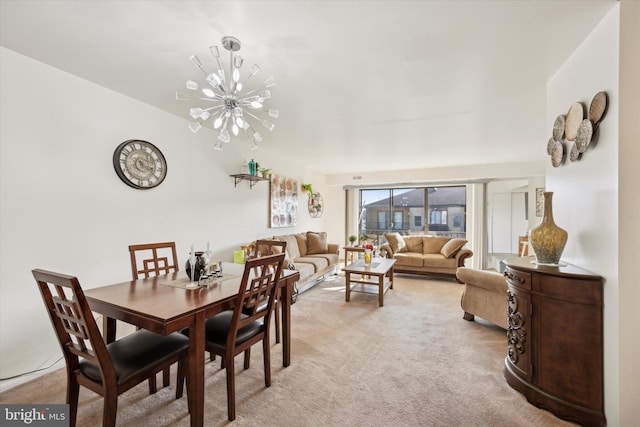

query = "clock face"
112;140;167;189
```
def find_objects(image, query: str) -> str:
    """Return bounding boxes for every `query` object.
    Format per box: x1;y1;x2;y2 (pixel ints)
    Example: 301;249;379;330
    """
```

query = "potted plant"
301;183;313;194
259;168;272;179
348;235;357;246
359;234;368;245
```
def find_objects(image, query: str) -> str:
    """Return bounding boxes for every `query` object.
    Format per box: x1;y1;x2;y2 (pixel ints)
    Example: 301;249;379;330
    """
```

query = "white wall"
547;4;640;424
0;47;333;382
617;2;640;423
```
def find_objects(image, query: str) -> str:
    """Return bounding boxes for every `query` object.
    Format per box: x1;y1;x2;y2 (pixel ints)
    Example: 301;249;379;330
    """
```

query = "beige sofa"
252;232;339;294
379;233;472;281
456;267;508;329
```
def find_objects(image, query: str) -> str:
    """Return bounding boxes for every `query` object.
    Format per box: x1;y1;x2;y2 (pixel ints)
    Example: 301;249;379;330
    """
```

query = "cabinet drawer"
504;267;531;290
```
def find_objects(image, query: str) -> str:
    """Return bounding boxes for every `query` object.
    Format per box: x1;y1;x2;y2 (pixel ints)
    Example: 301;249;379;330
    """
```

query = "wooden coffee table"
342;258;396;307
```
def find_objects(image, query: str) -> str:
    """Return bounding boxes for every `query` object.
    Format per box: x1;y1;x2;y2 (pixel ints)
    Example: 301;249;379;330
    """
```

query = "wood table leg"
345;273;351;302
188;311;205;427
281;278;292;367
102;316;116;344
378;274;384;307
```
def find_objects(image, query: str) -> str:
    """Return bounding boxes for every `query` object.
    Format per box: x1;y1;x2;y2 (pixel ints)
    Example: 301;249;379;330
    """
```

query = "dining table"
84;262;300;427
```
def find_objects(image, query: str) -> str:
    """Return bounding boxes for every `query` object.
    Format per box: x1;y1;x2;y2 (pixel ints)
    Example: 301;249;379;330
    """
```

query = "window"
359;186;466;243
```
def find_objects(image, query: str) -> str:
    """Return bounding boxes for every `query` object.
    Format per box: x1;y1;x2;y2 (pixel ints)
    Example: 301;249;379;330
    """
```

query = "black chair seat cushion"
79;330;189;386
182;311;264;352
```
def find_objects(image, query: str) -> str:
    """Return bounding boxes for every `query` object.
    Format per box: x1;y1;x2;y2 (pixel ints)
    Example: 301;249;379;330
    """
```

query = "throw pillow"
384;232;406;253
307;232;328;254
295;233;308;256
440;238;468;258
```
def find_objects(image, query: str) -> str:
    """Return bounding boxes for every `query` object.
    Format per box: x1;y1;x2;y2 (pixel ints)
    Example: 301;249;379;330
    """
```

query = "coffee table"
342;258;396;307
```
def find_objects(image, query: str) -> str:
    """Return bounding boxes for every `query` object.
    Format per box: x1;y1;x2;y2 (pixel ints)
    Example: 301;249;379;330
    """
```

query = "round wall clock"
112;139;167;189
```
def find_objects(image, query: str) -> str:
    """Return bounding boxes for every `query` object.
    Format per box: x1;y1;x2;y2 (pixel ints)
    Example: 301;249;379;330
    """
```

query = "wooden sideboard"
503;257;605;427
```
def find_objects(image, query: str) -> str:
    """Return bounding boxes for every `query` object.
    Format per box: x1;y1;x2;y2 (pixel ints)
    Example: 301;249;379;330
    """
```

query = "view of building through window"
359;186;466;247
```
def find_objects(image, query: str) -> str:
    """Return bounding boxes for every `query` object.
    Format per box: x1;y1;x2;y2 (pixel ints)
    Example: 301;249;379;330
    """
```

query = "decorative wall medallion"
552;115;565;141
545;91;607;167
589;91;608;125
569;141;581;162
550;140;565;168
575;119;593;153
113;140;167;189
564;103;584;141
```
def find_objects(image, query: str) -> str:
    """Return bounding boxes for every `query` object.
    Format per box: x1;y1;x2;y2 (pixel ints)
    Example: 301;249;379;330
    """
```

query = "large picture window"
358;186;466;246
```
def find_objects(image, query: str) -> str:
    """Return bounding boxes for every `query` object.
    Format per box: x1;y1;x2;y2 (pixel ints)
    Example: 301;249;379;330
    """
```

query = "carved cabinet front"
503;257;604;427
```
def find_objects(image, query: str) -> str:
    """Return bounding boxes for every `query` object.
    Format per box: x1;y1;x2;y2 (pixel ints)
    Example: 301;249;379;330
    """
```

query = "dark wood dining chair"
32;269;189;427
182;253;285;421
128;241;180;392
251;239;287;344
128;241;179;279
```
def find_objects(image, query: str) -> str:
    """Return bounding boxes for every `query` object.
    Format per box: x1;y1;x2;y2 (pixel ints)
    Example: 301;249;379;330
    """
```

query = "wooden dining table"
84;263;300;427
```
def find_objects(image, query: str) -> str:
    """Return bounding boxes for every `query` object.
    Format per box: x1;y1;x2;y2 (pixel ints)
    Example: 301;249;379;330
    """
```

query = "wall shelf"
308;192;323;218
230;174;268;189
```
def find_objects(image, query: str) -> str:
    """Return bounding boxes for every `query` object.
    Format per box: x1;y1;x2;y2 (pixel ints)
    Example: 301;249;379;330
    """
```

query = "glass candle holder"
364;248;372;266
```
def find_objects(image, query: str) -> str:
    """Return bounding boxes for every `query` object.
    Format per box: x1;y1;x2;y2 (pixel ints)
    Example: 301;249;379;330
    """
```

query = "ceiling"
0;0;616;175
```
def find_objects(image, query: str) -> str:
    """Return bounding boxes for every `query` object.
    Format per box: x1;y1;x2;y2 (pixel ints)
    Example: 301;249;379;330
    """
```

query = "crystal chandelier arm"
189;55;209;77
242;78;275;97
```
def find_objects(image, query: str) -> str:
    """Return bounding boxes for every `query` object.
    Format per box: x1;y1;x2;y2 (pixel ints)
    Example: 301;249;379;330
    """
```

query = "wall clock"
112;139;167;189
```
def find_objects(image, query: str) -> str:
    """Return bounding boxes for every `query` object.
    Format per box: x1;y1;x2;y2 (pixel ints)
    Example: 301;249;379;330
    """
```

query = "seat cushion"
393;252;424;268
203;311;264;350
422;253;457;268
181;311;264;351
79;330;189;386
294;256;329;272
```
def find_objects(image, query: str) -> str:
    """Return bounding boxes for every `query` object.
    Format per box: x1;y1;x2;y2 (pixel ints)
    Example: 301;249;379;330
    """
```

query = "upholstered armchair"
456;267;508;329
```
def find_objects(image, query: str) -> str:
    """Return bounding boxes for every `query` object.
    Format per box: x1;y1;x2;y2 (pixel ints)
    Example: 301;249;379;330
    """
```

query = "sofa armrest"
379;244;393;258
327;243;340;255
454;249;473;268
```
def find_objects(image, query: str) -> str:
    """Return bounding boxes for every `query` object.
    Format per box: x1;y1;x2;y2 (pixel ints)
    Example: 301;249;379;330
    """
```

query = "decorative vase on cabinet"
529;191;567;265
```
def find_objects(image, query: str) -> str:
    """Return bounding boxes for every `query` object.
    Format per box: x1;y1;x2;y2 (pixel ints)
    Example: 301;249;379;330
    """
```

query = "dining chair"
182;253;285;421
128;241;179;279
251;239;287;344
128;241;180;392
32;269;189;427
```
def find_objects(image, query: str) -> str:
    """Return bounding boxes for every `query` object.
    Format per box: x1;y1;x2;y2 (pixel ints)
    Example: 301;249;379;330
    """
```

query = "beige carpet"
0;274;575;426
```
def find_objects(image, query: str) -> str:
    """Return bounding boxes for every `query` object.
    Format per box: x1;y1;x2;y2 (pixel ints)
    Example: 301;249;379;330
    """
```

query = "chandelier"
176;36;277;151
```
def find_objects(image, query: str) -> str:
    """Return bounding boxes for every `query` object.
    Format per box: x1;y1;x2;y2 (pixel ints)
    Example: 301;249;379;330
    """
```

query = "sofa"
456;267;508;329
379;233;472;281
250;231;339;294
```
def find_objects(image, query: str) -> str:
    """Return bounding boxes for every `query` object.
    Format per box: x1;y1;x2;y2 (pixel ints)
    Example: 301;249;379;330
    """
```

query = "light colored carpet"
0;274;575;426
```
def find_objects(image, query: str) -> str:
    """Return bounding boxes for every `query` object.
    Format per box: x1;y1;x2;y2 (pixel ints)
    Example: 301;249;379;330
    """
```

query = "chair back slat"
252;239;287;259
231;254;285;339
129;242;179;279
33;269;111;376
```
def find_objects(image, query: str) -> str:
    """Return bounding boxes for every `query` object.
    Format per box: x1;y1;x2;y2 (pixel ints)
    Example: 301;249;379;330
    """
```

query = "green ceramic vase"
529;192;568;265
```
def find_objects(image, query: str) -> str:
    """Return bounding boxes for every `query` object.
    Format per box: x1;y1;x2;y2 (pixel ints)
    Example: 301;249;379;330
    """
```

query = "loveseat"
456;267;508;329
250;231;339;294
379;233;472;281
